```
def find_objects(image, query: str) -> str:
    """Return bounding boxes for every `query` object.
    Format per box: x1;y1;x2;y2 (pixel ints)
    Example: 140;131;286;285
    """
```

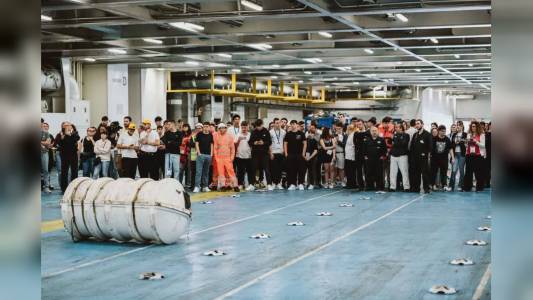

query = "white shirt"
139;130;159;153
94;139;112;161
228;125;241;142
117;132;139;158
405;127;417;149
235;132;251;159
345;132;356;161
269;128;286;154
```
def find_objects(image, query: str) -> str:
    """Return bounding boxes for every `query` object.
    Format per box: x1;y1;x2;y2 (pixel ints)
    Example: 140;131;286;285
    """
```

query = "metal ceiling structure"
41;0;492;94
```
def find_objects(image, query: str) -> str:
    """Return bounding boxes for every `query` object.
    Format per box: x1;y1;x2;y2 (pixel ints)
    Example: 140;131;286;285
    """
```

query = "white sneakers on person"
298;184;305;190
276;183;284;190
44;187;51;194
341;182;347;188
245;185;255;191
267;184;275;191
202;187;211;192
308;184;314;190
193;187;200;193
329;183;335;189
288;184;296;191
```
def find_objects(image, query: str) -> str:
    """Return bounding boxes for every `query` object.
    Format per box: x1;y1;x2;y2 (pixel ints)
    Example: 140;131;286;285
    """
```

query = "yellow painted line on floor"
41;190;237;234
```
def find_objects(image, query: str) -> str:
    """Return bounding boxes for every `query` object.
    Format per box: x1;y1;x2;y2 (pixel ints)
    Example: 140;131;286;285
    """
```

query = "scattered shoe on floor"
486;215;492;220
477;226;491;232
250;233;271;239
339;202;354;207
359;197;371;200
139;272;165;280
231;194;240;198
316;211;332;216
449;258;474;266
375;191;387;194
429;285;457;295
203;249;226;256
201;200;214;204
465;239;487;246
287;221;305;226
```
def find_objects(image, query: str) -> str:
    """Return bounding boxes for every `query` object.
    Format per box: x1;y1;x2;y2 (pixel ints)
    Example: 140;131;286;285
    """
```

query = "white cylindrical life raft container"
60;177;192;244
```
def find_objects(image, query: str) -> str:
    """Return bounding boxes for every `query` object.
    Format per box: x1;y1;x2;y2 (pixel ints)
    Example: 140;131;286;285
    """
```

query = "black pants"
484;156;491;188
270;153;285;185
122;157;138;179
60;156;78;192
411;155;430;192
408;154;416;192
365;158;384;191
355;157;365;189
139;152;159;180
251;153;271;185
235;157;253;186
430;156;448;187
345;159;357;188
463;155;484;191
287;154;306;186
306;156;319;186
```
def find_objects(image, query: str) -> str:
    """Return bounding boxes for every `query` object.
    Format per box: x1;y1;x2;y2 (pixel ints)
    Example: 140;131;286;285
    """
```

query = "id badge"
327;150;333;155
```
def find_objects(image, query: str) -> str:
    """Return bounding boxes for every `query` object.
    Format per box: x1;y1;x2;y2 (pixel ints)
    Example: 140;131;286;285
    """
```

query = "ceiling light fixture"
272;64;280;68
353;82;359;85
396;62;403;65
468;63;474;67
430;38;439;44
303;58;322;63
217;53;232;58
336;66;351;71
231;69;241;73
169;22;205;33
395;13;409;22
304;71;312;75
83;57;96;62
143;38;163;44
247;43;272;50
185;61;200;66
270;75;278;79
318;31;333;38
107;48;127;54
364;49;374;54
41;15;53;21
241;0;263;11
415;69;421;72
454;54;461;59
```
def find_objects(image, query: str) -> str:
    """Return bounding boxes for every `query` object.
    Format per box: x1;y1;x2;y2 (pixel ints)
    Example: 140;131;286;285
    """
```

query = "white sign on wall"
107;64;129;122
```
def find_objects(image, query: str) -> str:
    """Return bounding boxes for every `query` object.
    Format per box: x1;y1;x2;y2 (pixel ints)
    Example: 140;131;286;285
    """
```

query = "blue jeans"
93;160;110;179
449;153;465;190
82;157;95;177
55;151;62;186
165;153;181;180
41;152;50;187
195;154;212;188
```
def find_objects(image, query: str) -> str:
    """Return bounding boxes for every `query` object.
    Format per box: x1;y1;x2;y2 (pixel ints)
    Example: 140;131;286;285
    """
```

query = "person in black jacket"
354;119;367;189
448;122;467;191
248;119;273;190
58;122;80;193
430;125;453;191
363;126;387;191
161;120;183;179
410;119;432;193
389;123;410;192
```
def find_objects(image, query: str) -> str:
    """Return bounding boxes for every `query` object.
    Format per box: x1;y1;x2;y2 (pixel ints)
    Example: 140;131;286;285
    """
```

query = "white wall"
266;108;304;122
419;88;455;129
128;68;142;124
141;69;166;124
82;64;107;126
456;94;491;121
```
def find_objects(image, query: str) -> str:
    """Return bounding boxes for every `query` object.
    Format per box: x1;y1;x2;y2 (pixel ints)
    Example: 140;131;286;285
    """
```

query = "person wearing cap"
138;119;160;180
213;123;239;192
117;123;139;179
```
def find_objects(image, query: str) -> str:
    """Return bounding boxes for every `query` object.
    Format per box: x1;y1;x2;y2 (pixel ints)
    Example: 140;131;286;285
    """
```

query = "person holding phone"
117;123;139;179
463;121;486;192
58;122;80;192
93;129;112;178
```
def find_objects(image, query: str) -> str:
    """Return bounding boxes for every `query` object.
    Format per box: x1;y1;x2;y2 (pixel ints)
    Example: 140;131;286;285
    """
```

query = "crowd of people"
40;114;491;195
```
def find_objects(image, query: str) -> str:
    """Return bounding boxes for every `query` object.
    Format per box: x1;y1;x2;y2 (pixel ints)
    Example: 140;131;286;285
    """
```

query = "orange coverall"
213;131;238;188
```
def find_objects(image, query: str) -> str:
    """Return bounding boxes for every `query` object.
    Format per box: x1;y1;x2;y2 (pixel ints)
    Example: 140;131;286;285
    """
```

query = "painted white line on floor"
472;264;491;300
214;194;425;300
43;190;342;279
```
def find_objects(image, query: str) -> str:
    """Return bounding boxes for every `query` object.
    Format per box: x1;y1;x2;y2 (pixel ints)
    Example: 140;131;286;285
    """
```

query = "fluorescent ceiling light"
353;82;359;85
430;38;439;44
241;0;263;11
107;48;127;54
468;63;474;67
396;13;409;22
318;31;332;38
169;22;205;33
41;15;53;21
396;62;403;65
185;61;199;66
247;43;272;50
364;49;374;54
367;74;377;78
231;69;241;73
298;80;304;83
336;66;351;71
325;85;330;88
304;71;312;75
445;80;449;83
454;54;461;59
270;75;278;79
303;58;322;63
272;64;280;68
415;69;421;72
142;38;163;44
217;53;232;58
83;57;96;62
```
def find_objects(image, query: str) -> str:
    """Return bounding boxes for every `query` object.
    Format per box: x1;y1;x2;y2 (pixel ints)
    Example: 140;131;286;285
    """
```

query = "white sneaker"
288;184;296;191
193;187;200;193
202;187;211;192
298;184;305;190
267;184;274;191
329;183;335;189
245;185;255;191
341;182;347;187
44;187;51;194
308;184;314;190
276;183;284;190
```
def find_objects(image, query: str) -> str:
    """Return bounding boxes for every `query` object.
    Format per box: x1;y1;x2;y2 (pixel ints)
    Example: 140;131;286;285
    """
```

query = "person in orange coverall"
213;123;239;192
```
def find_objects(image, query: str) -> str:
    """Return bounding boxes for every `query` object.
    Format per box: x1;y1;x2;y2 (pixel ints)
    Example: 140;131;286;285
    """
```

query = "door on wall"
71;100;90;134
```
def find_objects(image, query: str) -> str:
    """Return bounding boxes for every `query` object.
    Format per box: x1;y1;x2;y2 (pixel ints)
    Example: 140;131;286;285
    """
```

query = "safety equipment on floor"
139;272;165;280
449;258;474;266
486;215;491;219
477;226;491;232
201;200;214;204
203;250;226;256
375;191;387;194
316;212;333;216
465;240;487;246
287;221;305;226
429;285;457;295
339;202;354;207
61;177;192;244
250;233;271;239
359;197;371;200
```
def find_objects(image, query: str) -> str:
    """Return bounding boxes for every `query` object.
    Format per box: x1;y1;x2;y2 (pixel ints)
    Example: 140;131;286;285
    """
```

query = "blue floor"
42;188;491;300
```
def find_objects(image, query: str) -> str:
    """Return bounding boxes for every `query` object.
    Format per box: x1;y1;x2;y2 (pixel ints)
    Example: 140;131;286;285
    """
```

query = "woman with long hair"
179;124;193;187
319;127;337;189
448;122;467;191
463;121;486;191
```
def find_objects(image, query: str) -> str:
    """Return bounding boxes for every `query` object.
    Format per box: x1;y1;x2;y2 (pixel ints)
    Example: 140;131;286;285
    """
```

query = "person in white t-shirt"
138;119;160;180
269;118;286;189
228;114;241;142
234;121;253;190
117;123;139;179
